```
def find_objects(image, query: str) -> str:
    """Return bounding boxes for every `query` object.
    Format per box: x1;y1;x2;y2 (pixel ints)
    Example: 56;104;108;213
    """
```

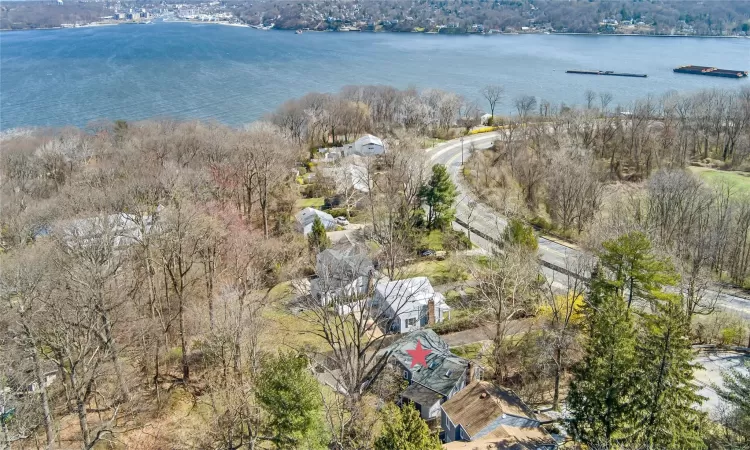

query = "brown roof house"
441;381;557;450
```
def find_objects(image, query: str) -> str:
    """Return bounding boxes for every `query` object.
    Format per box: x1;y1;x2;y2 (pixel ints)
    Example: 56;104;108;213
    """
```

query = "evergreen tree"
256;352;326;449
308;216;331;252
598;232;678;311
374;403;442;450
419;164;457;229
567;272;638;447
716;361;750;447
630;296;706;449
502;218;538;252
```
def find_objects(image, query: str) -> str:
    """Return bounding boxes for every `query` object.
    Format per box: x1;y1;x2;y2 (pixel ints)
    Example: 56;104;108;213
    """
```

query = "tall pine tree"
567;270;637;447
630;295;706;449
308;216;331;253
419;164;457;230
598;232;678;311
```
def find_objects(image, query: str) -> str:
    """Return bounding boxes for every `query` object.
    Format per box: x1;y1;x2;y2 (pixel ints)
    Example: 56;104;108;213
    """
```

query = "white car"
335;216;350;226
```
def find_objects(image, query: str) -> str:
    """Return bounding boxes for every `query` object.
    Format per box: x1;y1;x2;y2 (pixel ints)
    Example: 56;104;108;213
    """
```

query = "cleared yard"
295;197;325;209
262;281;328;351
689;167;750;195
398;259;469;285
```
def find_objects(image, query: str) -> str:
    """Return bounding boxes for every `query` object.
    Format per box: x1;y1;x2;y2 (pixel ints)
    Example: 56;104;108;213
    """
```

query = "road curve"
425;133;750;320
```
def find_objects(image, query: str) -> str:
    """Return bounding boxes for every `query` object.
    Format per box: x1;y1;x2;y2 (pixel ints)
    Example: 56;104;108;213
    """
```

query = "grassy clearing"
263;281;327;351
423;137;447;148
398;259;469;285
450;342;483;360
296;197;325;209
690;167;750;195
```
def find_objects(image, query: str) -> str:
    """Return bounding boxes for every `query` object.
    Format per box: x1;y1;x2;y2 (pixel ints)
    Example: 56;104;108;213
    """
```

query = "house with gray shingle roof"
311;246;375;305
382;330;481;420
295;207;336;236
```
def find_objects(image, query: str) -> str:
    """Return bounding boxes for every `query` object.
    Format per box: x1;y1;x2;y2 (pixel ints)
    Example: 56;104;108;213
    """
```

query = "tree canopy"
255;352;326;449
419;164;457;230
308;215;331;252
374;404;442;450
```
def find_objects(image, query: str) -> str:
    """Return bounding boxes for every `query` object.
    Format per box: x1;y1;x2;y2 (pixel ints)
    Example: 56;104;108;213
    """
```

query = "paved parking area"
693;350;749;416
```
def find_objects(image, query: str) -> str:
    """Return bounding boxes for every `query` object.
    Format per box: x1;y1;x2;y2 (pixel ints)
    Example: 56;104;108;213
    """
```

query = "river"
1;22;748;130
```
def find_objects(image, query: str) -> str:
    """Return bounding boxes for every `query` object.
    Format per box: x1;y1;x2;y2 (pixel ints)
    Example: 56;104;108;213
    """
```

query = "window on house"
403;370;409;380
406;318;417;328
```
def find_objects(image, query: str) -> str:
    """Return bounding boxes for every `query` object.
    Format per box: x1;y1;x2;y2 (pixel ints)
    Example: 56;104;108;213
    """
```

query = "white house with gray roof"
369;277;451;334
344;134;385;157
295;207;336;236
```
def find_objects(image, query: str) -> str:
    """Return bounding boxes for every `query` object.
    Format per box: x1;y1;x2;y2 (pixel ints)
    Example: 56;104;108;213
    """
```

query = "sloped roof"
317;247;372;275
385;329;468;397
375;277;447;314
441;381;556;449
315;248;374;294
296;207;336;234
355;134;383;149
401;382;444;407
55;211;159;248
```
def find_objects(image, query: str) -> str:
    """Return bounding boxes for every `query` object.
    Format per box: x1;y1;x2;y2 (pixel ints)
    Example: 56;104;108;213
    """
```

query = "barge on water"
674;65;748;78
566;70;647;78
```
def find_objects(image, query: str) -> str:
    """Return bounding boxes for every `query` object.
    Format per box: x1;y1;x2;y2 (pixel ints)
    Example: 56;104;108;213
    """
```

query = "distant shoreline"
1;21;748;38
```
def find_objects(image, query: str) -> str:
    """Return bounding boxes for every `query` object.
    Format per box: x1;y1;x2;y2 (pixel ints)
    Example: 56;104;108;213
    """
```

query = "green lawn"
423;138;446;148
262;281;327;351
450;342;483;360
296;197;325;209
398;259;469;285
690;167;750;195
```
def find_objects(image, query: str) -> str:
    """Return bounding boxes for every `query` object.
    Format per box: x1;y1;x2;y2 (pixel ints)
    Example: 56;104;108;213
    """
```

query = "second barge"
566;70;648;78
674;65;748;78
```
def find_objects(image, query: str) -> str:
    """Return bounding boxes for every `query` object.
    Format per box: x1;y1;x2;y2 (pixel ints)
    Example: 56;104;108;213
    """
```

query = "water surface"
1;23;748;130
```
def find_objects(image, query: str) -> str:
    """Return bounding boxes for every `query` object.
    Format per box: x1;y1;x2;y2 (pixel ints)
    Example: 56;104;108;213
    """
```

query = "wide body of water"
1;23;749;130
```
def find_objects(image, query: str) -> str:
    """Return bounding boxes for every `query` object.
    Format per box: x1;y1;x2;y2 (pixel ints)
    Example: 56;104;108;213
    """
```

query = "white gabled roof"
375;277;448;313
353;134;384;154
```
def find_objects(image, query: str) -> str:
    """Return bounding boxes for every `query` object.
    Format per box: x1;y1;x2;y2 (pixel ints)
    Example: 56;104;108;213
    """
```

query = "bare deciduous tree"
480;85;504;122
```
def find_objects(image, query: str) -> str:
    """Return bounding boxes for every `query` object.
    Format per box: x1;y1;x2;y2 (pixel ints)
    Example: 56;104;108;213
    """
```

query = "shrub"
442;229;472;251
529;216;552;231
323;195;344;209
468;126;498;135
326;207;357;218
503;218;538;251
431;315;478;335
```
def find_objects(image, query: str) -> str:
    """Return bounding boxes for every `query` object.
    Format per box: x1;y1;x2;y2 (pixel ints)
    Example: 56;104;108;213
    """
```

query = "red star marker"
406;339;432;368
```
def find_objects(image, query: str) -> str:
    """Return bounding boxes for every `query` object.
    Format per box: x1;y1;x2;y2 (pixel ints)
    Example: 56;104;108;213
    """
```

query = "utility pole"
461;136;464;165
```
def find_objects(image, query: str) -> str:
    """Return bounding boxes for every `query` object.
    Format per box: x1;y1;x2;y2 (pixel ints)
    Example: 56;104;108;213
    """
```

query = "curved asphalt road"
426;133;750;320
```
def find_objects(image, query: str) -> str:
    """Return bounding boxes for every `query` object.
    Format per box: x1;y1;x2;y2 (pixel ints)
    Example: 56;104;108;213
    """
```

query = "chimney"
427;297;436;325
468;362;476;381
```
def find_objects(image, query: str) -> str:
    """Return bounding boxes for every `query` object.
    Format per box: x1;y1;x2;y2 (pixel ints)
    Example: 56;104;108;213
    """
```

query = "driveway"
441;318;537;347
